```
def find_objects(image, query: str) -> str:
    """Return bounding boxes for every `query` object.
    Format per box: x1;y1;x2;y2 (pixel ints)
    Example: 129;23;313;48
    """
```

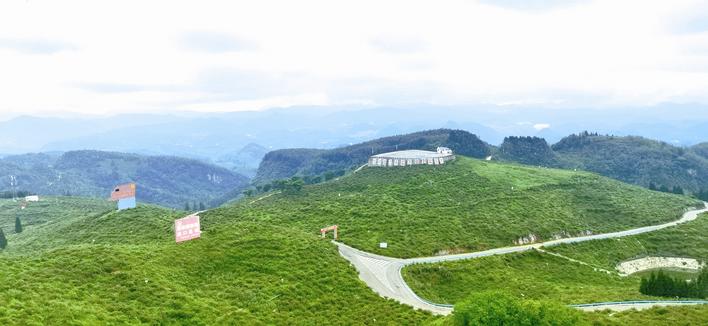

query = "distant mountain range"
3;104;708;164
0;150;249;208
255;129;708;194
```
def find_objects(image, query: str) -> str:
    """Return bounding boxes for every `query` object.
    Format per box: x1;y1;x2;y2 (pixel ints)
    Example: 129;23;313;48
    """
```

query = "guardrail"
407;297;708;311
569;300;708;308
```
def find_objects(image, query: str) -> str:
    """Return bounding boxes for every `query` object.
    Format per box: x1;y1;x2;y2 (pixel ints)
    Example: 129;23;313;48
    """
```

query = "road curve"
335;204;708;315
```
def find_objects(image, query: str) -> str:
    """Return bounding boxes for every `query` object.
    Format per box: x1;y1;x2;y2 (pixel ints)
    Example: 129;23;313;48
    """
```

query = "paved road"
335;204;708;315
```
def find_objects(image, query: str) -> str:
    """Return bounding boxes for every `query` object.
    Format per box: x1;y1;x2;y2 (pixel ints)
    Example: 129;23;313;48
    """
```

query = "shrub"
451;291;583;326
0;228;6;249
640;267;708;299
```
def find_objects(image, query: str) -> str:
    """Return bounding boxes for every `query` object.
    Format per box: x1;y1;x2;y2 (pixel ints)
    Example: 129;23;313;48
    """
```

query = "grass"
583;305;708;325
1;157;704;324
402;212;708;323
545;212;708;270
403;250;655;305
222;157;699;258
0;197;434;325
0;196;114;237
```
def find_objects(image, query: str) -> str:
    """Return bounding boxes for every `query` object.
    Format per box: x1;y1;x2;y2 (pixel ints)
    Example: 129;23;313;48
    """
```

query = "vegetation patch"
546;213;708;270
403;250;655;305
0;197;433;325
231;157;698;258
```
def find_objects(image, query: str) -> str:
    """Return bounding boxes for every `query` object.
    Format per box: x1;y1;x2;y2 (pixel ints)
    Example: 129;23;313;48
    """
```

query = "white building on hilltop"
437;147;453;155
368;149;455;167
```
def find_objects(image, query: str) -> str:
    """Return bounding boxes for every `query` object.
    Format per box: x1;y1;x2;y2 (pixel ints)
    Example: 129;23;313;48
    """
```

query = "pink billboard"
175;215;201;243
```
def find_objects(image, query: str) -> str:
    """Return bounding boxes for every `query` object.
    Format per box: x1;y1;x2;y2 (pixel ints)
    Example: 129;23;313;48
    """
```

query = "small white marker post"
379;242;388;249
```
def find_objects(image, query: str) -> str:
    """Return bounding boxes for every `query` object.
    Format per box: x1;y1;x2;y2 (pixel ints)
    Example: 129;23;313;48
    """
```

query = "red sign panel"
175;215;201;243
111;183;136;201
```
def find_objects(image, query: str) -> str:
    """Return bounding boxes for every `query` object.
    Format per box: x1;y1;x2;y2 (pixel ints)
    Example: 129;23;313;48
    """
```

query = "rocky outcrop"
616;257;705;275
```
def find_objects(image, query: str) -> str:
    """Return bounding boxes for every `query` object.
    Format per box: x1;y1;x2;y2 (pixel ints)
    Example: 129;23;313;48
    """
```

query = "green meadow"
1;156;705;324
0;198;433;325
220;157;699;258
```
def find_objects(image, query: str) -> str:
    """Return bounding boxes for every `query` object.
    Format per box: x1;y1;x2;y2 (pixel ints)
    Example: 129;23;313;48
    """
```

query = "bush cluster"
639;267;708;298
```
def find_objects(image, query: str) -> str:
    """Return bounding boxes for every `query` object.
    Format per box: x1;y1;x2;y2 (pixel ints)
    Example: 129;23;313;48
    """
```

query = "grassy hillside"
402;212;708;309
0;197;433;325
0;150;250;208
584;305;708;325
225;157;700;258
404;250;657;305
254;129;491;184
545;212;708;270
0;197;113;239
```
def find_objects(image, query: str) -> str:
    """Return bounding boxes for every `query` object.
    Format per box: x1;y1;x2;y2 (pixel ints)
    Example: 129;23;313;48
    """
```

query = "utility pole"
9;175;17;201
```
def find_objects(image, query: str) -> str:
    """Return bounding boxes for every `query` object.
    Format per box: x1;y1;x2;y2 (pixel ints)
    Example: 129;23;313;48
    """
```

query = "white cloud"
533;123;551;131
0;0;707;116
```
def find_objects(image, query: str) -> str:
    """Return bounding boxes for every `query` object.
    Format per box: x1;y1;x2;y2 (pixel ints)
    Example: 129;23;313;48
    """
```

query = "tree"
659;185;671;193
639;268;707;299
452;291;582;326
672;186;684;195
15;215;22;234
184;202;191;211
199;202;206;210
0;228;7;249
649;182;657;191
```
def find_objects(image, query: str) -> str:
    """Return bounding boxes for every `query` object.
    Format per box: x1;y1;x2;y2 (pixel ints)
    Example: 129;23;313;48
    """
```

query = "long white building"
368;147;455;167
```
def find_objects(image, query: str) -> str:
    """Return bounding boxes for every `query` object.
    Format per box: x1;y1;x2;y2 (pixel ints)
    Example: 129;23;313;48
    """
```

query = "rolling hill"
549;132;708;193
401;211;708;313
0;197;433;325
225;156;700;258
0;162;704;324
0;150;249;208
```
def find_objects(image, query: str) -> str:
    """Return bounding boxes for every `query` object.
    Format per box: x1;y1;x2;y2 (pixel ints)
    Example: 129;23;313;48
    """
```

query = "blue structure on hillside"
111;182;137;211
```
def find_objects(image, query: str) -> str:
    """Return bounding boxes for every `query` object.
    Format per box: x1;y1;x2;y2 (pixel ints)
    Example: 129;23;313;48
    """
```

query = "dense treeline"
550;132;708;193
498;136;558;166
639;267;708;298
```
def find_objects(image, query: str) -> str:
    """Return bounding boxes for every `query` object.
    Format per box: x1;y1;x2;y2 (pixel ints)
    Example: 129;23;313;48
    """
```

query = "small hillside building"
24;195;39;202
368;149;455;167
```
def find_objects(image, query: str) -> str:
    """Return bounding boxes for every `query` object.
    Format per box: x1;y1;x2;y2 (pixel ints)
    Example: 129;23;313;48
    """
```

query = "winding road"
335;204;708;315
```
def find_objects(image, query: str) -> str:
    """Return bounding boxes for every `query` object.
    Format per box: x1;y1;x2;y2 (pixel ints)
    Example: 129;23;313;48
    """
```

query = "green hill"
496;136;559;167
0;180;703;324
402;212;708;309
549;132;708;193
0;197;433;325
254;129;491;184
0;150;250;208
225;156;700;258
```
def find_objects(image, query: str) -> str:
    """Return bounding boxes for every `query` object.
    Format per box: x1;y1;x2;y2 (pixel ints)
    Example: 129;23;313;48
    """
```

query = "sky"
1;0;708;118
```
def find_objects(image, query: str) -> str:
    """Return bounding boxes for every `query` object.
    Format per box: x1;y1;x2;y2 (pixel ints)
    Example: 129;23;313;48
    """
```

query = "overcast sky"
1;0;708;118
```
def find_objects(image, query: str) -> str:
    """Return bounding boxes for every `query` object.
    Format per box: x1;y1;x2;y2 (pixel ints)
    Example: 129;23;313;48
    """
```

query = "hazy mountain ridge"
0;150;249;208
4;105;708;161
